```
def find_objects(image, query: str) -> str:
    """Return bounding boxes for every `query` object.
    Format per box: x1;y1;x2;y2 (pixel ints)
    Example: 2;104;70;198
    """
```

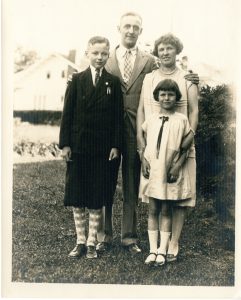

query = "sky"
4;0;241;77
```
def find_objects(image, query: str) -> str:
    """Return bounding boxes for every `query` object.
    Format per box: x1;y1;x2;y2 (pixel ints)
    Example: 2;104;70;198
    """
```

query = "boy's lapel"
94;68;111;102
82;68;112;109
80;67;95;108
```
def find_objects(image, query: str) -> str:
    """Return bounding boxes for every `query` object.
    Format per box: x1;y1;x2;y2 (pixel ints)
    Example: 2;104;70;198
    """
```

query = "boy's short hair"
153;79;182;102
87;36;110;48
120;12;142;24
153;33;183;56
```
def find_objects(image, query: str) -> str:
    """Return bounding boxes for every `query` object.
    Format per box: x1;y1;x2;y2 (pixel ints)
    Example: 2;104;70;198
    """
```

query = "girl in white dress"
141;79;194;266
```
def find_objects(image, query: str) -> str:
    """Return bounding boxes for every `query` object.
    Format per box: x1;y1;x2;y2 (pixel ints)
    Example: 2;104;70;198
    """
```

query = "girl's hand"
109;148;119;160
61;146;72;162
167;164;180;183
142;158;150;179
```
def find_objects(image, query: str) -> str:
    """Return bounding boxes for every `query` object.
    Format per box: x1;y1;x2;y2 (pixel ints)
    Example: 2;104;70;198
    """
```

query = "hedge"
195;84;235;220
13;111;62;125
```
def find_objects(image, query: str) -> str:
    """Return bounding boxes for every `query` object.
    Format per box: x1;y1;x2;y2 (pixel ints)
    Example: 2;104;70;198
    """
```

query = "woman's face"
158;90;176;111
157;43;177;68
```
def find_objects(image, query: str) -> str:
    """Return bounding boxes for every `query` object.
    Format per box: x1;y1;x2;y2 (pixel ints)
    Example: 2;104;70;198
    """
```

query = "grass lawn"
12;160;235;285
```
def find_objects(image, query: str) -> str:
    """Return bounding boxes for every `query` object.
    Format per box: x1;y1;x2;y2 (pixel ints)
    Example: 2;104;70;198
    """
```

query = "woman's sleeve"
141;119;148;133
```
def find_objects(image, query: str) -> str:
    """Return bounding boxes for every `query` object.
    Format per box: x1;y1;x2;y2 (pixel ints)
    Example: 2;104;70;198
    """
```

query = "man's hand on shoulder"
184;70;199;85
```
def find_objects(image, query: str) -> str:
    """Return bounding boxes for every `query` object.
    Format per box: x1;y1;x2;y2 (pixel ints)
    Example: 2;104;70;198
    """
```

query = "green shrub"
195;84;235;220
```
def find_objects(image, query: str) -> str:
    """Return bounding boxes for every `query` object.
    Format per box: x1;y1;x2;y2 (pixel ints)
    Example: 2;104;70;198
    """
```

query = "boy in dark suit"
59;36;123;259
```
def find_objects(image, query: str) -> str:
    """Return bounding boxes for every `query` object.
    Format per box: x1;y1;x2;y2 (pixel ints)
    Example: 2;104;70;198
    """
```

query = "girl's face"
158;90;176;111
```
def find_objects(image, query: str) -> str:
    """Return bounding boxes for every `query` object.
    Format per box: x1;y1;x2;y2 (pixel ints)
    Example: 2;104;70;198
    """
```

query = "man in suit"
96;12;155;254
96;12;199;254
59;36;123;259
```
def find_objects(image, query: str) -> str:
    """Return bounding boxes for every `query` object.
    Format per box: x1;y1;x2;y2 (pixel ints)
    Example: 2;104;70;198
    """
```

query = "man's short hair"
87;36;110;48
120;12;142;24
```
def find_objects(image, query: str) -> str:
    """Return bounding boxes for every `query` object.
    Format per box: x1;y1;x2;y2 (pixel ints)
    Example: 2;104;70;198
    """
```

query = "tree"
14;46;40;73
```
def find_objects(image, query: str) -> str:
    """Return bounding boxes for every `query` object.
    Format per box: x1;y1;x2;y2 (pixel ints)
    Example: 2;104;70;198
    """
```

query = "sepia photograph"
2;0;241;298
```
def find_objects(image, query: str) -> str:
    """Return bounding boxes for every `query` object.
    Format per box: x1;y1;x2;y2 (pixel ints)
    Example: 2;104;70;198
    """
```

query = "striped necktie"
156;116;169;158
123;50;132;83
94;69;100;86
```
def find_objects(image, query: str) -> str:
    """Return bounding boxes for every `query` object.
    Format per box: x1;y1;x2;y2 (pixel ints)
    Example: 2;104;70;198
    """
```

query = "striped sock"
73;207;86;245
87;209;101;246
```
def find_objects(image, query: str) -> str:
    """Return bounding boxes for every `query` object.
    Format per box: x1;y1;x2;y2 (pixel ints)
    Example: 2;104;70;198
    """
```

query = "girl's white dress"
139;67;196;207
142;112;192;201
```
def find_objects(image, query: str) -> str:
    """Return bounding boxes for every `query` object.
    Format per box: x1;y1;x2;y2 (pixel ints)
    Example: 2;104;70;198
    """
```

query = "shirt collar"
118;45;137;57
90;65;103;76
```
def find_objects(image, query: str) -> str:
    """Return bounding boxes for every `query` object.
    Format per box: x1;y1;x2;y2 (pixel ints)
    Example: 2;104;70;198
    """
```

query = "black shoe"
68;244;86;258
86;246;98;259
166;254;178;263
96;242;110;253
125;243;142;254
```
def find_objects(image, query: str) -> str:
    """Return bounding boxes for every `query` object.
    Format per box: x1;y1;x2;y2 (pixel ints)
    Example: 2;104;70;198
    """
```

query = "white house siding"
14;54;78;111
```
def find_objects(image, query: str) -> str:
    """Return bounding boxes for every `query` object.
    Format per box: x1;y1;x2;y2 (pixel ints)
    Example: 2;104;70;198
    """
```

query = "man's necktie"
156;116;169;158
123;50;132;84
94;69;100;86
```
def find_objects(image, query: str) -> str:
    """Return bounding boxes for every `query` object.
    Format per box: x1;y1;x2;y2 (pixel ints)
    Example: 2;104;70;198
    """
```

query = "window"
61;70;65;78
47;72;51;79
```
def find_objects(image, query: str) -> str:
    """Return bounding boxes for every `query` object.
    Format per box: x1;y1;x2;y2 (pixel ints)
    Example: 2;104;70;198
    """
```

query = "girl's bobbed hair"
153;33;183;57
153;79;182;102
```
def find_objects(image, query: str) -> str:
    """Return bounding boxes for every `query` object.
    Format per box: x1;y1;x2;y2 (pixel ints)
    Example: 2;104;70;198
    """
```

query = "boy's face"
158;90;176;111
86;42;109;70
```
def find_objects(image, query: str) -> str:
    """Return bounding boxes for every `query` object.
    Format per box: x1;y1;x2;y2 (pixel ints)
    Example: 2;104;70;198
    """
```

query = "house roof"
14;52;80;84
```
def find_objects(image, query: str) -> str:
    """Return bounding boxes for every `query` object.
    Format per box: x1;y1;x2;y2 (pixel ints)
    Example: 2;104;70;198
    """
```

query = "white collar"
118;45;137;57
90;65;103;76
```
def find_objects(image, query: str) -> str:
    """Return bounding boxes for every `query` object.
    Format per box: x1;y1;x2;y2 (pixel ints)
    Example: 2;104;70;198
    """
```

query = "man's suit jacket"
105;47;155;142
59;67;123;156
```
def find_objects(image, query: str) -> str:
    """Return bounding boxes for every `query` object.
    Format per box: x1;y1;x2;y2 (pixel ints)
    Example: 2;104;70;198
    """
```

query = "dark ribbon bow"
156;116;169;158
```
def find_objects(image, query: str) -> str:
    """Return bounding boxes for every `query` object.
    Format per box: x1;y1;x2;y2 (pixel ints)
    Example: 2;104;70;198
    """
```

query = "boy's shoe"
68;244;86;258
86;246;98;259
96;242;110;253
124;243;142;254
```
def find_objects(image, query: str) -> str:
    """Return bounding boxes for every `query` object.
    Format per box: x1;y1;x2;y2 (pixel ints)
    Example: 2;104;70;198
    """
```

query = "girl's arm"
167;150;188;183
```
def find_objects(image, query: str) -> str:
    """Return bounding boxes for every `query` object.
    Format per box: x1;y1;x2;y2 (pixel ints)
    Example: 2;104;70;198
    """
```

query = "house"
14;52;81;111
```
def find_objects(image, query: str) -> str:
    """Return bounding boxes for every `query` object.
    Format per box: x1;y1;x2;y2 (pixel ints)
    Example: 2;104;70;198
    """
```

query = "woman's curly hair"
153;33;183;57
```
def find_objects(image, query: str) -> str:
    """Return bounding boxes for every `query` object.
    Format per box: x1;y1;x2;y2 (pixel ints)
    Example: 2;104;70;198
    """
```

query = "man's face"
118;15;142;49
86;42;109;70
157;43;177;68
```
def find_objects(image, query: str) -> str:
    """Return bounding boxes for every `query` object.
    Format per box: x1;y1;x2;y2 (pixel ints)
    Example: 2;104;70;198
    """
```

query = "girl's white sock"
158;231;171;254
148;230;158;253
